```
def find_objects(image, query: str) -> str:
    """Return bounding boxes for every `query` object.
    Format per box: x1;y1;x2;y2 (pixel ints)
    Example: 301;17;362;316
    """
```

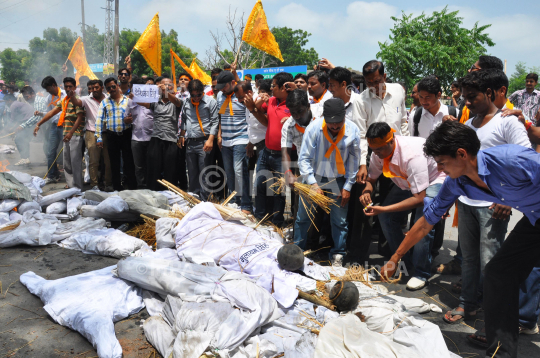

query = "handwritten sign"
132;84;160;103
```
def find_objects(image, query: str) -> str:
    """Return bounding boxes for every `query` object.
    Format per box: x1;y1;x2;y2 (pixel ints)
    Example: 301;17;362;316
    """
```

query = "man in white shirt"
307;70;333;120
70;79;113;191
354;60;409;182
410;76;459;138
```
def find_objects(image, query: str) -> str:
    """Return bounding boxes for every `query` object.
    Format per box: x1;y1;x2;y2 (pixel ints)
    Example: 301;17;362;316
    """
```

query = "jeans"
146;137;178;191
105;129;137;191
131;140;150;189
484;216;540;358
63;135;84;189
294;176;349;259
221;144;251;211
254;148;285;227
14;127;33;159
379;183;442;281
186;138;214;201
457;201;508;311
519;262;540;329
46;125;64;179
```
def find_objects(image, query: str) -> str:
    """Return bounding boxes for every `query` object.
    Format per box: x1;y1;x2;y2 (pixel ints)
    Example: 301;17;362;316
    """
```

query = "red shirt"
262;97;290;151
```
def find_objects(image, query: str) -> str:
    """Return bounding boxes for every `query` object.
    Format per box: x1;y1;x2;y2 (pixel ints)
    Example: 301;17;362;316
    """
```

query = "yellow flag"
134;13;162;76
242;0;283;62
67;37;98;84
170;49;197;93
189;59;212;85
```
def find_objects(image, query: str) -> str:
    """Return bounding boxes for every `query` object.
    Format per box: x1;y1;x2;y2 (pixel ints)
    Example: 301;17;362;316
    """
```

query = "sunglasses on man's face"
106;85;117;91
191;92;203;98
119;73;129;77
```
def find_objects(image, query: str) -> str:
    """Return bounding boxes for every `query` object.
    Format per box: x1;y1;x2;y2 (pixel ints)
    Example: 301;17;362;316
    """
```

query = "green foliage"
119;28;198;77
0;48;32;83
270;27;319;67
508;61;540;95
377;6;494;93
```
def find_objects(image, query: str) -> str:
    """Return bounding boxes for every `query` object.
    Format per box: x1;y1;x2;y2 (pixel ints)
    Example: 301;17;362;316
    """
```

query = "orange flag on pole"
170;49;197;92
242;0;283;62
134;13;162;76
67;37;98;84
189;59;212;85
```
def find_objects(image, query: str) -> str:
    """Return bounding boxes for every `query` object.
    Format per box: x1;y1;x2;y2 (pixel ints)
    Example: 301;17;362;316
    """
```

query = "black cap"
323;98;346;123
215;71;234;91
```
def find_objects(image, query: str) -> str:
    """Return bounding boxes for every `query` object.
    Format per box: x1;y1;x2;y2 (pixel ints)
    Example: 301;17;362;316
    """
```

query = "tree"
377;7;494;93
508;62;540;95
119;28;198;77
0;48;32;83
271;27;319;68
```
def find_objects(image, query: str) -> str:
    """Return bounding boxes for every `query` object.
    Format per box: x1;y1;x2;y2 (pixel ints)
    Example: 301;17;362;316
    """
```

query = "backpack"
413;105;457;137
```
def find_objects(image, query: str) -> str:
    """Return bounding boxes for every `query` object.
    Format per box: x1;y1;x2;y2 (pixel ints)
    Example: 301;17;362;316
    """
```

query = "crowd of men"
1;54;540;358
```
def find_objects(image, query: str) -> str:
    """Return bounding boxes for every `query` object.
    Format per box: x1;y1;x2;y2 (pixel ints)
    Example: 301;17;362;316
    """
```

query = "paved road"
0;137;539;357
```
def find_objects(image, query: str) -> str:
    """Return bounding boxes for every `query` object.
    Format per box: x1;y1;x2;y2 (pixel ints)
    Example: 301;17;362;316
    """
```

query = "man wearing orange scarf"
295;98;361;267
360;122;446;290
307;70;333;120
179;79;218;200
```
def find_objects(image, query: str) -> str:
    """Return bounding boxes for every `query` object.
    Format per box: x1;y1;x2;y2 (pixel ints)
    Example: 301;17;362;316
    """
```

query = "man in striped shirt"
295;98;361;267
216;71;252;213
95;77;137;191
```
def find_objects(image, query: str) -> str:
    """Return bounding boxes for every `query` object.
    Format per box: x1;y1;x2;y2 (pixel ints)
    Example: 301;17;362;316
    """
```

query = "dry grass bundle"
168;206;186;220
127;215;157;248
0;221;20;232
158;179;250;221
271;177;336;214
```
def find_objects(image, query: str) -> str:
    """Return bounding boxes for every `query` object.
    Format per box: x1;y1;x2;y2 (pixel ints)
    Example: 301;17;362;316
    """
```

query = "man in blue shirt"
381;120;540;358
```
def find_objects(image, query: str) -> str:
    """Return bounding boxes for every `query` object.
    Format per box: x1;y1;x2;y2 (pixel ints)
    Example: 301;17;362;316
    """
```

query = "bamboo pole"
298;290;336;311
43;147;64;179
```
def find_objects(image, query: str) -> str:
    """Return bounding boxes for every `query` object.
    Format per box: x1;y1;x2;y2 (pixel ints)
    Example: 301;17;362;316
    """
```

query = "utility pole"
80;0;86;45
505;59;507;74
113;0;119;75
103;0;114;77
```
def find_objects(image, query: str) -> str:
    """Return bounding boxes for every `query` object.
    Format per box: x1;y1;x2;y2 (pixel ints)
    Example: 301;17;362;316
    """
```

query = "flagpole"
125;48;135;63
234;41;244;67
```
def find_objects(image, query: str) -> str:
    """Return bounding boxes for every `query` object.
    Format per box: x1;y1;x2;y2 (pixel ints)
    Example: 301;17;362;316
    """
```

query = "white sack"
52;217;107;242
9;211;22;221
96;195;129;214
39;188;81;207
18;201;41;215
58;227;147;258
0;212;9;225
80;205;140;222
0;199;21;212
46;200;67;214
8;170;31;183
143;316;175;358
67;197;85;217
155;217;180;249
175;202;321;307
20;267;144;358
0;211;59;247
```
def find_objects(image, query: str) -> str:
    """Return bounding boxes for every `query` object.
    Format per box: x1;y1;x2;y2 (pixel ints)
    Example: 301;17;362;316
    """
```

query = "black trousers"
105;129;136;191
484;216;540;358
174;145;188;191
146;137;178;191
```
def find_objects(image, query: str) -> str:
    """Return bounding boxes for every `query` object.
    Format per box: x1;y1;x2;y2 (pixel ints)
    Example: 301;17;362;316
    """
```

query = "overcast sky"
1;0;539;76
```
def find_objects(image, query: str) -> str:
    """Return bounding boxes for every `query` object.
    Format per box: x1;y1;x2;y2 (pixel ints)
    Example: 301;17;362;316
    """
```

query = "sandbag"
18;201;42;215
57;227;146;258
80;205;140;222
0;212;9;225
0;212;59;247
8;170;32;183
0;172;32;201
9;211;22;221
52;217;107;242
143;316;175;358
96;195;129;214
0;199;21;212
46;201;67;214
39;188;81;207
20;267;144;358
67;197;85;218
155;217;180;249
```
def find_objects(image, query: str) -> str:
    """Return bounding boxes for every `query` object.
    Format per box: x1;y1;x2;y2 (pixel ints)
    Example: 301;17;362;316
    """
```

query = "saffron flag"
134;13;162;76
67;37;98;84
242;0;283;62
189;59;212;86
170;49;197;93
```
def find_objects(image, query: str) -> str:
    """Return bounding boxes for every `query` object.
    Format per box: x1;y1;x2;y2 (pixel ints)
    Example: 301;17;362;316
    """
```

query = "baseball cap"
323;98;346;123
215;71;234;91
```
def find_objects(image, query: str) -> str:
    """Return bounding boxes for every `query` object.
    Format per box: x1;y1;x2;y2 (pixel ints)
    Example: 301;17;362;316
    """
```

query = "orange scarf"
459;106;470;124
218;94;234;115
322;120;346;175
295;124;305;134
47;87;61;107
382;145;408;183
57;96;70;127
312;90;327;104
191;99;205;135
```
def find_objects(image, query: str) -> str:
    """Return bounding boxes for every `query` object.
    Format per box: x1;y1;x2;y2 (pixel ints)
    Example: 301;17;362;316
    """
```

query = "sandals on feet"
436;259;462;275
467;330;488;348
443;308;475;324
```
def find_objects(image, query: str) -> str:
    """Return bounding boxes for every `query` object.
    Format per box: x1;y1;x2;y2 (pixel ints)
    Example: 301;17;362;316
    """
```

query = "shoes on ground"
44;177;58;184
520;324;539;335
332;254;344;267
14;158;30;166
